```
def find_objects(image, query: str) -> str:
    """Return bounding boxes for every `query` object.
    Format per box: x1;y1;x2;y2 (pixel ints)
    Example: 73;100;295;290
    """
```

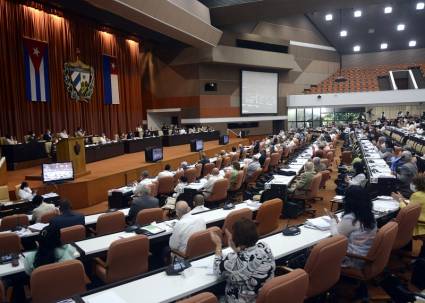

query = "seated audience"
75;127;85;137
128;184;159;224
24;226;78;275
32;195;57;223
246;155;261;178
210;218;275;303
174;176;188;197
5;134;17;145
169;201;206;254
327;186;377;269
177;161;188;173
98;133;108;144
190;194;210;214
42;129;52;141
313;157;326;173
258;150;267;167
396;151;418;197
17;181;35;201
138;170;152;187
158;164;174;178
202;168;223;198
229;161;241;189
59;129;69;139
49;200;84;230
346;161;366;187
288;161;315;194
199;152;210;175
25;130;37;142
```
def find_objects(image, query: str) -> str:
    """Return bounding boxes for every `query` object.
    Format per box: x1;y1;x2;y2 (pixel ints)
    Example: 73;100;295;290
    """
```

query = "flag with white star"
102;55;120;104
23;38;50;102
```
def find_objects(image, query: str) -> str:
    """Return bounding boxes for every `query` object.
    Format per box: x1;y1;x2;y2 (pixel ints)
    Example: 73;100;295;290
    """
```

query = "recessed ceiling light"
340;30;348;37
409;40;417;47
354;10;362;17
397;24;405;31
325;14;333;21
380;43;388;49
353;45;361;52
384;6;392;14
368;28;375;34
417;2;425;10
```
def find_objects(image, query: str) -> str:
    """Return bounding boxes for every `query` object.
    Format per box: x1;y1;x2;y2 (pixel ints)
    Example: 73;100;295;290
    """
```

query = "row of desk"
383;126;425;156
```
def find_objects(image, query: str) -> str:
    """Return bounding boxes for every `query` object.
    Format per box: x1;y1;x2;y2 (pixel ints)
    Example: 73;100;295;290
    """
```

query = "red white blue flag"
23;38;50;102
103;55;120;104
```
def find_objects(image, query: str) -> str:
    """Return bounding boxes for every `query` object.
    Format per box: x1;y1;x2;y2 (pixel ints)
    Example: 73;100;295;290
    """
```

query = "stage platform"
6;138;248;209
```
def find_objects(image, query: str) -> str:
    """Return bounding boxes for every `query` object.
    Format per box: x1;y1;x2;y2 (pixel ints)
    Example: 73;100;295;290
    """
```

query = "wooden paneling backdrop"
0;0;143;139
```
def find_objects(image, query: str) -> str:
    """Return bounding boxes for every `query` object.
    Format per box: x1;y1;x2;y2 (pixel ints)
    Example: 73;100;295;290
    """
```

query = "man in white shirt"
202;168;223;198
190;194;210;214
32;195;57;223
59;129;69;139
138;170;153;187
169;201;206;254
157;164;174;178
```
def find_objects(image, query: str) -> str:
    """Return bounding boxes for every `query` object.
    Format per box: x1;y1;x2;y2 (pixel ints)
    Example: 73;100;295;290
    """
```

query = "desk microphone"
282;218;301;236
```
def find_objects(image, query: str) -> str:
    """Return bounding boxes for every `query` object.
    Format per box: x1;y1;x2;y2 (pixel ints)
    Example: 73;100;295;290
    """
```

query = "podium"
56;137;90;178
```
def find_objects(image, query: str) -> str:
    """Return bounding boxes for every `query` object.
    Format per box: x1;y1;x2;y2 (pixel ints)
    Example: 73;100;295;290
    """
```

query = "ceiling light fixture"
380;43;388;49
340;30;347;37
325;14;333;21
354;10;362;17
417;2;425;10
384;6;392;14
397;24;405;31
353;45;361;52
409;40;417;47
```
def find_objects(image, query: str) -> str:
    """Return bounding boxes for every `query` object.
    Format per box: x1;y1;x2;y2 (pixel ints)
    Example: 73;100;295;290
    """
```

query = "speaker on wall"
204;82;217;92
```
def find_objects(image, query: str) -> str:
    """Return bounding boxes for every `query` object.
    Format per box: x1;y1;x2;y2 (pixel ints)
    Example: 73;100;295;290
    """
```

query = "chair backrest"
96;212;126;236
173;169;184;186
222;156;231;168
30;260;87;303
39;211;59;224
185;226;222;259
105;235;149;283
60;225;86;245
304;235;348;298
229;171;244;191
206;179;229;203
203;163;215;177
184;168;198;183
195;163;203;178
262;157;271;173
158;176;174;195
245;168;263;185
269;153;280;167
320;159;329;168
0;214;29;231
0;232;22;254
256;199;283;236
178;292;218;303
256;268;309;303
215;157;222;169
282;147;290;159
327;151;334;163
306;173;322;199
319;170;330;188
0;186;9;202
222;208;253;245
392;203;421;250
231;152;240;162
14;185;21;200
136;208;163;225
362;221;399;280
341;151;352;166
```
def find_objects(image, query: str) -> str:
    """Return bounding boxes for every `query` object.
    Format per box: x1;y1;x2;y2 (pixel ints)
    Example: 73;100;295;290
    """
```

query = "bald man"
169;201;206;254
202;168;223;198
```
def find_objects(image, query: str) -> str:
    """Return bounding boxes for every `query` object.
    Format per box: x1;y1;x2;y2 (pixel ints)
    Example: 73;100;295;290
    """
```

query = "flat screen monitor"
190;139;204;152
42;162;74;183
219;135;229;145
145;147;163;162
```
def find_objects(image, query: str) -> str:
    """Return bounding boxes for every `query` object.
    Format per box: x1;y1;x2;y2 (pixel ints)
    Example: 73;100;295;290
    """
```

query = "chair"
0;214;29;231
256;269;309;303
195;164;202;179
291;173;322;216
215;157;222;169
184;168;197;184
222;156;231;168
39;211;58;223
231;152;240;162
0;186;9;202
245;168;262;188
341;222;399;300
341;151;352;166
205;178;229;205
173;169;184;186
262;157;271;174
222;208;253;246
94;235;149;284
0;232;22;254
30;260;87;303
173;226;222;259
303;235;348;298
147;180;159;197
202;163;215;177
269;153;280;170
95;212;126;236
319;170;330;190
60;225;86;245
178;292;218;303
136;208;163;225
255;199;283;236
392;203;421;251
157;176;174;195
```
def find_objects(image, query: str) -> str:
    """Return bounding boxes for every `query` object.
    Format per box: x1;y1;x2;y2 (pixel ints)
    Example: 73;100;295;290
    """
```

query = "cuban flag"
23;38;50;102
103;55;120;104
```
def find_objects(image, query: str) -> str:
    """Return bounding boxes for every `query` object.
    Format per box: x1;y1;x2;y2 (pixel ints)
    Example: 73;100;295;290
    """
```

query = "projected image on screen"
241;70;278;115
42;162;74;183
152;148;163;161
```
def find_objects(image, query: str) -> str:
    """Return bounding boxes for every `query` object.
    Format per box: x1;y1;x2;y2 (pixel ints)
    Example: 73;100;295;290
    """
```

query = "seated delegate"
49;200;85;230
32;195;57;223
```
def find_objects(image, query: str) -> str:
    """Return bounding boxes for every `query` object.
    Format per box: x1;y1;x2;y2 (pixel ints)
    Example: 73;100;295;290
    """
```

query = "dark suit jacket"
128;195;159;224
49;211;85;230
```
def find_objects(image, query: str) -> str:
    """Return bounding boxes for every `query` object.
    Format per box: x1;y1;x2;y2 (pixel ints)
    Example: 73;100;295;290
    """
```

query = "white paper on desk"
84;291;127;303
28;223;49;232
305;217;332;231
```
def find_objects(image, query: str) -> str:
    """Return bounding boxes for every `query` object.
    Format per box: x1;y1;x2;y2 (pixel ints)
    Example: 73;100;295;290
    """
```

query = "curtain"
0;0;143;139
